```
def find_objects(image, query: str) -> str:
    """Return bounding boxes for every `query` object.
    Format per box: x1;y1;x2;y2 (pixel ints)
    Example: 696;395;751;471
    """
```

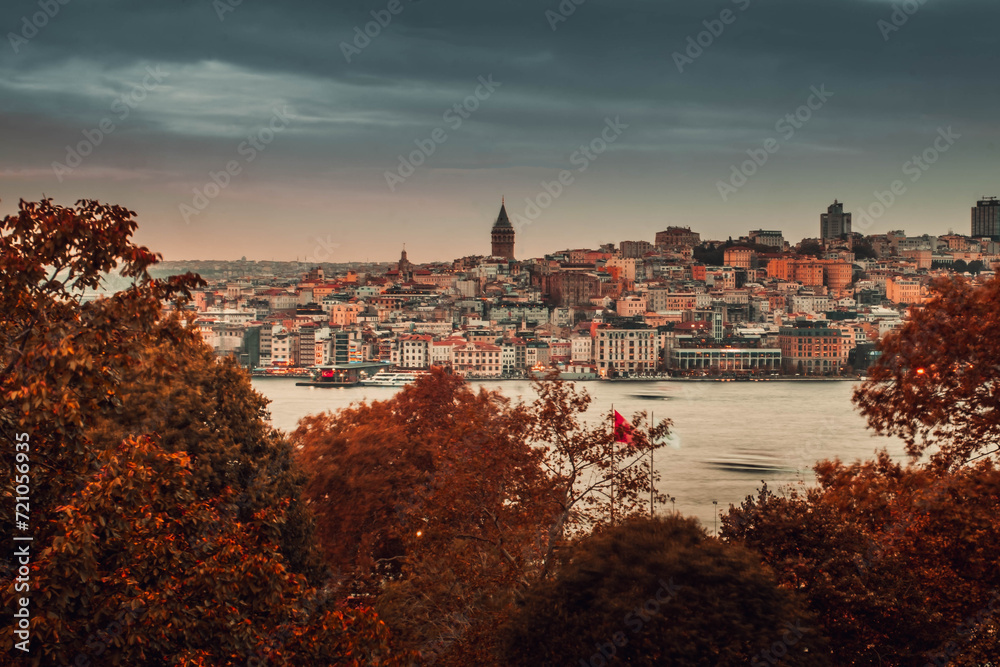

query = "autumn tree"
501;515;831;666
722;274;1000;665
295;369;553;664
29;435;401;666
854;274;1000;467
851;235;878;260
293;370;670;665
527;378;671;574
798;240;823;257
0;198;401;664
0;199;201;519
87;333;322;580
294;369;549;587
723;454;1000;666
693;243;723;265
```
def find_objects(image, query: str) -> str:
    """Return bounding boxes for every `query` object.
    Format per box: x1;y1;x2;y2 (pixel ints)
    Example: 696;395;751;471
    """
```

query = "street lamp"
713;500;719;537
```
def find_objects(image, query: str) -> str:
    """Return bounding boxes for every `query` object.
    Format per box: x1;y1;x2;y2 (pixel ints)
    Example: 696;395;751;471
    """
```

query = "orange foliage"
1;199;406;664
724;454;1000;665
855;275;1000;467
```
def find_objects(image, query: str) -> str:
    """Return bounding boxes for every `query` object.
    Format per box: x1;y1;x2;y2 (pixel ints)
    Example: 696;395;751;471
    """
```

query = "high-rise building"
971;197;1000;239
491;200;515;259
820;200;851;240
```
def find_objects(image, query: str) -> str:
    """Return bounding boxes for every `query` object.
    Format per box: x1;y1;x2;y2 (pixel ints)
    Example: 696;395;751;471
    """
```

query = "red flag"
613;410;634;445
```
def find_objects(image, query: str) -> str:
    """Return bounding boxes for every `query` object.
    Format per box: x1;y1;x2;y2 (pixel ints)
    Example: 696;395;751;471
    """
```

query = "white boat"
359;371;429;387
704;449;795;474
630;385;673;400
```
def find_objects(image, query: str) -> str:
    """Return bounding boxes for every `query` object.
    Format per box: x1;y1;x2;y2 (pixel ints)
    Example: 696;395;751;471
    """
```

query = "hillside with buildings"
182;198;1000;380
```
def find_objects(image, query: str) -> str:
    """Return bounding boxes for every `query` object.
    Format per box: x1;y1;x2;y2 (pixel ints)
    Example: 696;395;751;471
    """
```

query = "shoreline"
254;374;864;384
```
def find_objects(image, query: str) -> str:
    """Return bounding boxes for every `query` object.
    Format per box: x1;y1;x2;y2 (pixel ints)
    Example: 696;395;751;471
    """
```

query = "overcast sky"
1;0;997;262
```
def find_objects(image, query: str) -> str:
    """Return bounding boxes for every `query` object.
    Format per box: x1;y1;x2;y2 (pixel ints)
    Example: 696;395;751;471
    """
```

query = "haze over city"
2;0;998;262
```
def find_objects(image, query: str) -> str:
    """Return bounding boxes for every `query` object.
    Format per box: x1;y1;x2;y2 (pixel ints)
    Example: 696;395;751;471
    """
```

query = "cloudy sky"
1;0;997;262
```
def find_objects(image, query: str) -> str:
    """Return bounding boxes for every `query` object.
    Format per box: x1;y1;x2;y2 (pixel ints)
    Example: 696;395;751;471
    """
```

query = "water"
251;378;906;533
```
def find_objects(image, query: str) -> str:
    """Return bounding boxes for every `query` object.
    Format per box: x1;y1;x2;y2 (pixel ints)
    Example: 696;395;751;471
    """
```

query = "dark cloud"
1;0;997;260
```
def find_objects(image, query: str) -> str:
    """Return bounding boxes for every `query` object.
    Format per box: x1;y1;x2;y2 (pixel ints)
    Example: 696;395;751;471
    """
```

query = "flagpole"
610;404;615;527
650;411;654;517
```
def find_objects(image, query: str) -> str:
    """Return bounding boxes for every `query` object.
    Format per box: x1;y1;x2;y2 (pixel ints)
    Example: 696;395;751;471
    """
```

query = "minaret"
491;198;515;260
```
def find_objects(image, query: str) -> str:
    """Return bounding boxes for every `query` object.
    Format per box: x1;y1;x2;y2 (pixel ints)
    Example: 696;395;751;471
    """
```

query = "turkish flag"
614;410;634;445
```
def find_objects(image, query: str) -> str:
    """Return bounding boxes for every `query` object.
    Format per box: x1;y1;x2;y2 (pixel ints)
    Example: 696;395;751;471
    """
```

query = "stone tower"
491;199;515;260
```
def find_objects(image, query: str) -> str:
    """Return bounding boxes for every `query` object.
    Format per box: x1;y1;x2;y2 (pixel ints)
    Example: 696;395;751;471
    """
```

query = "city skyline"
151;195;994;266
2;0;998;262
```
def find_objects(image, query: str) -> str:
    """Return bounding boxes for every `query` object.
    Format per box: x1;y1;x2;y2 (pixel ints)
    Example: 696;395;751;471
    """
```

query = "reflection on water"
252;378;906;533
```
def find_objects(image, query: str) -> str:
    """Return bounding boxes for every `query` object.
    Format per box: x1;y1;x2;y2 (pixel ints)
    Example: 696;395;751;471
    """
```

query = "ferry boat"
295;362;391;388
704;449;795;475
359;371;429;387
251;367;313;378
631;386;673;400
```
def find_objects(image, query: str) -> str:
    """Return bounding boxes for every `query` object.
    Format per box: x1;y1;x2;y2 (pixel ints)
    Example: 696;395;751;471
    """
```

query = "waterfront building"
669;346;781;374
525;341;551;368
393;334;431;369
271;331;296;366
778;320;851;375
571;334;593;363
594;325;658;376
452;342;503;377
500;339;527;374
